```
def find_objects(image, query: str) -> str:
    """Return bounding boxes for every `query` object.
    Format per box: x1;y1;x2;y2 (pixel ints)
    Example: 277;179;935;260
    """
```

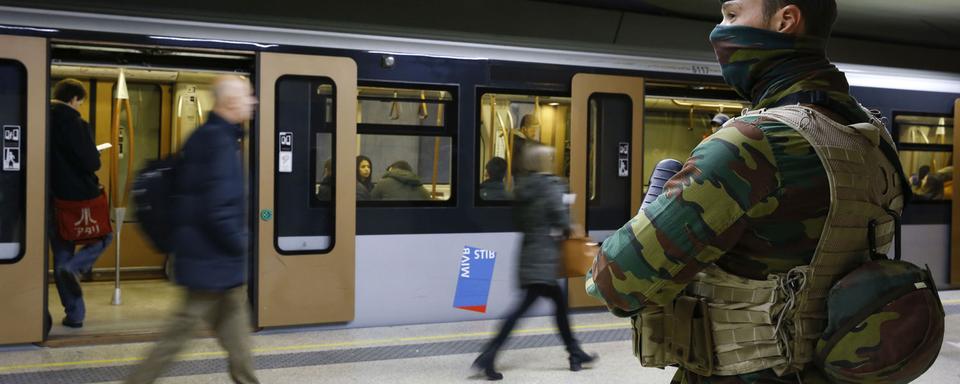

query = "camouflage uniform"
586;25;881;384
588;115;833;383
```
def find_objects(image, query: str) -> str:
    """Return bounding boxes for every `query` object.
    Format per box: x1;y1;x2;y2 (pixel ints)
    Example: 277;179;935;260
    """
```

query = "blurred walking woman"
471;144;596;380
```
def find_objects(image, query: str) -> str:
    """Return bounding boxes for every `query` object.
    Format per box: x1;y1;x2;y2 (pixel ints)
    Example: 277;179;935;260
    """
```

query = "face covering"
709;25;867;122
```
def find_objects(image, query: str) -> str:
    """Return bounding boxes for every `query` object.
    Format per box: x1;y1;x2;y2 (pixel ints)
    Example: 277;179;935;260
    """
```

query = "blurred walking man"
125;76;259;384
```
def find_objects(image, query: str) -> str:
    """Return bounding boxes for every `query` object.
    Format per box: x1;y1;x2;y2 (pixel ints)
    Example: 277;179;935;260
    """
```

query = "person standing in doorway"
125;76;259;384
49;78;114;329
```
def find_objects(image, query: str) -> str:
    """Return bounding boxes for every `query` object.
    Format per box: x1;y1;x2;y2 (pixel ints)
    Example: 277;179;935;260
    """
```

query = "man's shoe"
61;318;83;328
56;268;82;298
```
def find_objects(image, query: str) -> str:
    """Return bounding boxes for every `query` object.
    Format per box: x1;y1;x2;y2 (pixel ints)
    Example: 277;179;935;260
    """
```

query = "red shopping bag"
54;190;113;243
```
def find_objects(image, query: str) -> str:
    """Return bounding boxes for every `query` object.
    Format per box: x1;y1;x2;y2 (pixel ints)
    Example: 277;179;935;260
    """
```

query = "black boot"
471;351;503;381
567;346;598;372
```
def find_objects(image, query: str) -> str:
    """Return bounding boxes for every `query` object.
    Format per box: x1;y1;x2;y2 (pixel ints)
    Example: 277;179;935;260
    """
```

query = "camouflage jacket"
586;115;832;383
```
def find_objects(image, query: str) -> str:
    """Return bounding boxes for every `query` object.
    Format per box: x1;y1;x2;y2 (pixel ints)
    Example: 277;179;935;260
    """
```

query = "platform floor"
48;279;180;337
3;289;960;383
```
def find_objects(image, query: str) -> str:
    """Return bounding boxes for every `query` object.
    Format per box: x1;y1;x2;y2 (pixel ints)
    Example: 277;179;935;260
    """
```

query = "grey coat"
514;173;569;287
370;169;431;200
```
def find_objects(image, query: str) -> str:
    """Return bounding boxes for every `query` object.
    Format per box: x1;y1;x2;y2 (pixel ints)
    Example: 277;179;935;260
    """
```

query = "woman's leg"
544;284;596;370
484;287;541;355
543;284;576;347
473;286;542;380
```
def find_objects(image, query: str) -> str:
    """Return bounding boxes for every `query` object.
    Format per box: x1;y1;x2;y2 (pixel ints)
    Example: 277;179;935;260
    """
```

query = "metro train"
0;6;957;346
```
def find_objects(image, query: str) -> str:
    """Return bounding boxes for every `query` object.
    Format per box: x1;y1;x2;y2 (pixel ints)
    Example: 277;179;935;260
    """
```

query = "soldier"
587;1;906;383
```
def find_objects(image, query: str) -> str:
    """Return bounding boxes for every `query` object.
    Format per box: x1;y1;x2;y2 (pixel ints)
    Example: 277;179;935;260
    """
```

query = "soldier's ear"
777;4;805;35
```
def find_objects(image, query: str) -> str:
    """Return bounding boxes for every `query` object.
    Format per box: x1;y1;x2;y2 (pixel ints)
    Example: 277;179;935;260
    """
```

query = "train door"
0;35;48;345
255;53;357;327
568;74;645;308
952;98;959;285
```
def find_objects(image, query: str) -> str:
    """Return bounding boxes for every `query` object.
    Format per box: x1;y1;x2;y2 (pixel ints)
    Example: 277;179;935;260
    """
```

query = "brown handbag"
54;190;113;244
561;236;599;278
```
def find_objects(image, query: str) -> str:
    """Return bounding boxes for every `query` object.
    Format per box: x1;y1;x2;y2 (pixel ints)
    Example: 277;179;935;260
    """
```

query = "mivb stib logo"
453;246;497;313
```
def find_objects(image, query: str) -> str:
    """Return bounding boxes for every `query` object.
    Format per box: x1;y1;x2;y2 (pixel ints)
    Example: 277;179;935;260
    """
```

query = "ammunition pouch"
632;266;793;376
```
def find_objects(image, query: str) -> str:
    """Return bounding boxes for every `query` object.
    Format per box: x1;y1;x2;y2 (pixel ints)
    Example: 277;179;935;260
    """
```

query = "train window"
897;115;953;145
0;59;26;262
357;85;456;203
894;114;953;202
477;92;570;203
583;93;633;230
586;94;634;203
642;96;747;193
275;76;336;254
358;87;452;128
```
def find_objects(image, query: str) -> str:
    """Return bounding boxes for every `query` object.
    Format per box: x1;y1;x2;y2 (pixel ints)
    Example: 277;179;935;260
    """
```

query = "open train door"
952;98;959;286
0;35;48;345
569;74;645;308
255;53;357;327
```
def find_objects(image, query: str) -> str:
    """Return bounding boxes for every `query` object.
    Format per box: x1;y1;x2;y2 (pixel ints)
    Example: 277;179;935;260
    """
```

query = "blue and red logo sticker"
453;246;497;313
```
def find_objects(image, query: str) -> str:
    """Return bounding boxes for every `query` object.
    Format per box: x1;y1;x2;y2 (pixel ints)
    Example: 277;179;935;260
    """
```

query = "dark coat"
511;133;534;177
514;173;569;286
370;169;430;200
316;175;333;201
50;102;101;201
357;181;372;200
479;179;510;201
173;112;247;291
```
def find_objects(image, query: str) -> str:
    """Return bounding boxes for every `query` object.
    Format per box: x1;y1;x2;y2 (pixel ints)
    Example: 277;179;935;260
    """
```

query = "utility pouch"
633;305;677;368
671;296;715;376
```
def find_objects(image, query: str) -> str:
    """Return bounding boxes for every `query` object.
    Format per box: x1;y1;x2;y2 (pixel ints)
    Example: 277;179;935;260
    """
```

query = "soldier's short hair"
764;0;838;38
53;78;87;103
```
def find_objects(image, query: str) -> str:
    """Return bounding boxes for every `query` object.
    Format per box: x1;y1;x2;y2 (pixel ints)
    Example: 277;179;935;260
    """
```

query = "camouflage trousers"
671;367;830;384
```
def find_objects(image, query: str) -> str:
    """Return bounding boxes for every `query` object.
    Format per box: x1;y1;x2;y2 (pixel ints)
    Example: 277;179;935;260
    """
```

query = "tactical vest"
631;105;905;377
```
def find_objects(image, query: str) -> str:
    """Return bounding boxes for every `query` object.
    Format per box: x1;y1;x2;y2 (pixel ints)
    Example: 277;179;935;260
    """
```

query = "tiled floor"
3;285;958;383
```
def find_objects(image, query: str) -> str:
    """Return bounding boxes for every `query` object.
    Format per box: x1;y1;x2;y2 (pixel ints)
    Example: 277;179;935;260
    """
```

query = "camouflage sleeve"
586;120;782;316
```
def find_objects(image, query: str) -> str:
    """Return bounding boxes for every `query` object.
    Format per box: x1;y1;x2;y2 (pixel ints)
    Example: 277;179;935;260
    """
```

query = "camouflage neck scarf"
709;25;866;120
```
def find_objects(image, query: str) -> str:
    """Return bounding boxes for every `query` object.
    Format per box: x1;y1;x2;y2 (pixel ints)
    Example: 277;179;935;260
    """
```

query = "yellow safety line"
942;299;960;305
0;322;630;373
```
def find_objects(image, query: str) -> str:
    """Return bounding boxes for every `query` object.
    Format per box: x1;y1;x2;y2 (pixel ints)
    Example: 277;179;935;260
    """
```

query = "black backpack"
132;156;179;253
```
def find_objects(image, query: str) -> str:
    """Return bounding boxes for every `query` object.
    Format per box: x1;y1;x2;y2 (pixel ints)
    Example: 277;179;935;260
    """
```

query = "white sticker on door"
3;148;20;171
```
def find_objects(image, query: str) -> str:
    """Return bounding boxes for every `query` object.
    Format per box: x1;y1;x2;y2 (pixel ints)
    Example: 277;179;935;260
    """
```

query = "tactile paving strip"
0;328;632;383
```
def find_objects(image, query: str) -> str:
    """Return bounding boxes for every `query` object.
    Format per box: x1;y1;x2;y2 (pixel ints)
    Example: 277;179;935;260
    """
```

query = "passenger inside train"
356;155;374;200
370;160;431;200
316;159;334;201
479;157;510;201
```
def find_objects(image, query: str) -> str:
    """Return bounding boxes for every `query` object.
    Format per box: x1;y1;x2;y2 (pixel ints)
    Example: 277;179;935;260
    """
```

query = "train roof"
1;3;959;94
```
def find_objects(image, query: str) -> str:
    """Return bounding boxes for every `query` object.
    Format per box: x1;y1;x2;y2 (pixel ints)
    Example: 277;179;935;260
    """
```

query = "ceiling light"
0;25;58;33
149;36;278;49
